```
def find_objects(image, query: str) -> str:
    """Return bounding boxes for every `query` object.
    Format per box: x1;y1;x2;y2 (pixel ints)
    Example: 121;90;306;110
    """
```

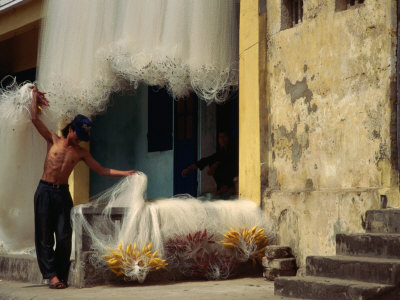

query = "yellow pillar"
68;141;90;206
238;0;261;204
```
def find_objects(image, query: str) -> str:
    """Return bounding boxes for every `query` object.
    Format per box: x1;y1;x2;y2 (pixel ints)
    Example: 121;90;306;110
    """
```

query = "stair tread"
338;232;400;237
367;209;400;212
309;255;400;264
276;275;394;288
275;276;398;299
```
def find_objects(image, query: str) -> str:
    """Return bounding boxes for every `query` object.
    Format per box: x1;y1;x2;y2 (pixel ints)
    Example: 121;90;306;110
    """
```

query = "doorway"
173;94;198;196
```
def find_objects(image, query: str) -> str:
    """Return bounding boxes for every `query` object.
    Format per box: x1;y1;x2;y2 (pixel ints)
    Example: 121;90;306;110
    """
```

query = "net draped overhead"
38;0;239;122
0;0;240;252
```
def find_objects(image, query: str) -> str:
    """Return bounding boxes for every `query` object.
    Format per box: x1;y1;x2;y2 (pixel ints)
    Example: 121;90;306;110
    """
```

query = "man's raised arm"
30;86;52;143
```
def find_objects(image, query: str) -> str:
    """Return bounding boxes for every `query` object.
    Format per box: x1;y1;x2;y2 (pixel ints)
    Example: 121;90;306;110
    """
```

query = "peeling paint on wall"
284;75;316;115
258;0;400;269
273;123;310;171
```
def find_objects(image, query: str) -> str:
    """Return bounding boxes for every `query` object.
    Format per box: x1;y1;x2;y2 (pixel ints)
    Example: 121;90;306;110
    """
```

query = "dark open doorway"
216;91;239;147
174;91;239;197
173;94;198;196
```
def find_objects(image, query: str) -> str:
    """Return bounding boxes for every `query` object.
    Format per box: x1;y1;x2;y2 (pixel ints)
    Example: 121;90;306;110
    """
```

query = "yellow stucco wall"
260;0;400;270
238;0;261;204
0;0;43;42
239;0;400;271
0;0;42;75
266;0;398;192
68;142;90;206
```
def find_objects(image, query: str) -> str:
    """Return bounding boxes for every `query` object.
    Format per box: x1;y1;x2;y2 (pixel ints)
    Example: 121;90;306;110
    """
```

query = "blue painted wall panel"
89;85;174;199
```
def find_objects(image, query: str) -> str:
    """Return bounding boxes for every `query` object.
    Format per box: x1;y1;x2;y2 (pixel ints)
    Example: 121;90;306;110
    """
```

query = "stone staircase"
0;254;42;283
274;209;400;299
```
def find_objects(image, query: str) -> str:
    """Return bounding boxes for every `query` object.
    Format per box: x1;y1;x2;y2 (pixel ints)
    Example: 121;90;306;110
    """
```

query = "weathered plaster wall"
239;0;261;203
262;0;400;269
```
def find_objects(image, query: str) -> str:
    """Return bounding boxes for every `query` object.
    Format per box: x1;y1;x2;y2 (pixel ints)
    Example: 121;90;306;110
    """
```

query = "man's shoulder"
75;145;90;157
73;144;86;151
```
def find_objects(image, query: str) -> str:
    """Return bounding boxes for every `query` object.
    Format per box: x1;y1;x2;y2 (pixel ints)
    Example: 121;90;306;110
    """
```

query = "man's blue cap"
71;114;92;141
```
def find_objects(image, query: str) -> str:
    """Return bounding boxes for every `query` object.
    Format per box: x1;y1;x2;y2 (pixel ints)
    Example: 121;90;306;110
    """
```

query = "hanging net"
0;0;242;261
0;78;49;253
37;0;239;122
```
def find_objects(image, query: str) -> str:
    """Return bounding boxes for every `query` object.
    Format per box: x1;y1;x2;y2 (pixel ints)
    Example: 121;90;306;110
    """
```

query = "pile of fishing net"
73;173;270;283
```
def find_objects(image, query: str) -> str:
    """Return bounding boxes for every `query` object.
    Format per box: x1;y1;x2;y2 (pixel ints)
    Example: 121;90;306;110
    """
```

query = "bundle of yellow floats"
103;225;268;282
104;242;167;281
221;225;268;265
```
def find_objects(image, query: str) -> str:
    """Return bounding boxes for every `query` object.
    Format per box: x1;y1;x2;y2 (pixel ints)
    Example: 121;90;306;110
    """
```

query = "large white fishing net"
73;173;269;283
37;0;239;122
0;79;49;253
0;0;242;262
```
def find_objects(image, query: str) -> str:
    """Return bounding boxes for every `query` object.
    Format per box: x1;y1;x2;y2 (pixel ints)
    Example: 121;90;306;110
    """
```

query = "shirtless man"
30;86;135;289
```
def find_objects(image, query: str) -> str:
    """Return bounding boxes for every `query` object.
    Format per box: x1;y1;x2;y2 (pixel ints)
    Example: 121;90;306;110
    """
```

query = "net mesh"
37;0;239;122
72;173;269;282
0;0;241;259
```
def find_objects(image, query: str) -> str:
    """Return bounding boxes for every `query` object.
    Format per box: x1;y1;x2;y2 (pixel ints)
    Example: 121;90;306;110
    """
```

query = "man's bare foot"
49;276;67;289
49;276;60;284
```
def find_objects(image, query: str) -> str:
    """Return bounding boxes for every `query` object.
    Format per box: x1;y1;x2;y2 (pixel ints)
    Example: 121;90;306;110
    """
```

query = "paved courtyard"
0;277;295;300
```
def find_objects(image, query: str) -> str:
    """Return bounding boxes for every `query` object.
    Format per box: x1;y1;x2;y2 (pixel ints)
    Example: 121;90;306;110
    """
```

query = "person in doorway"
182;131;238;197
30;86;136;289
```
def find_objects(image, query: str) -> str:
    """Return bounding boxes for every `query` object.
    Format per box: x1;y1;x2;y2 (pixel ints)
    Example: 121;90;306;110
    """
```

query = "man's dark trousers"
34;180;73;282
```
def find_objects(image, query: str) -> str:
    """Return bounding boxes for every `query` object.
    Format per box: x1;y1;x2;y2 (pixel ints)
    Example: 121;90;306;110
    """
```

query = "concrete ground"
0;277;295;300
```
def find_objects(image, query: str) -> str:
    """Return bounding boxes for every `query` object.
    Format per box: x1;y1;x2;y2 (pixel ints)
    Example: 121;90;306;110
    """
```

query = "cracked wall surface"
260;0;400;269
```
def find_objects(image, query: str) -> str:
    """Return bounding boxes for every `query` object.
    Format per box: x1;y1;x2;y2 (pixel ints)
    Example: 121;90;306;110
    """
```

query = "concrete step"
262;257;297;270
265;246;293;260
0;254;42;283
365;209;400;233
306;255;400;285
336;233;400;259
274;276;397;300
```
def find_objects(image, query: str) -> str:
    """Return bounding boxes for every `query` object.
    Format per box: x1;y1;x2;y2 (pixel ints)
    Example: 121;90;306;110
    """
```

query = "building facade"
240;0;400;268
1;0;399;270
